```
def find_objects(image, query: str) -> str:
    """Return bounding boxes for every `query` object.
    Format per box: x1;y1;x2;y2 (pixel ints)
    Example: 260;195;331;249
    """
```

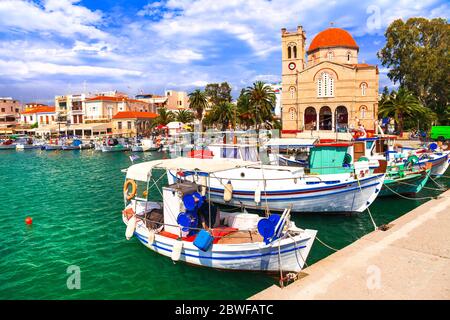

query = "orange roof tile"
307;28;359;53
112;111;158;119
21;106;55;114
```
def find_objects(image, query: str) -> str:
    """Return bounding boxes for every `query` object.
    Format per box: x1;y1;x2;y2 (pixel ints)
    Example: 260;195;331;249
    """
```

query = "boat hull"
169;168;385;213
413;153;449;177
125;216;317;272
380;170;430;197
0;144;16;150
101;145;130;152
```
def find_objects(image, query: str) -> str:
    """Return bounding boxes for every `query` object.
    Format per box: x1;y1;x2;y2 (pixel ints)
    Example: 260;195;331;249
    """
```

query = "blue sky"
0;0;448;104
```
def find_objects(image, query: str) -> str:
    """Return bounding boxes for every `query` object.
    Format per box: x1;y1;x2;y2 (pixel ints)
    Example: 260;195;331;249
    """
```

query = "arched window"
361;83;367;96
317;72;334;97
327;51;333;61
288;47;291;59
293;46;297;58
289;107;296;121
289;86;296;99
336;106;348;132
319;106;332;130
359;105;368;119
304;107;317;130
347;51;351;62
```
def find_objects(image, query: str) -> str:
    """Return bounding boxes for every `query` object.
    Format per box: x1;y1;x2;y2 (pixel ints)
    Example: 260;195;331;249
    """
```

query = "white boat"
101;138;131;152
121;158;317;272
181;143;386;213
131;139;161;152
42;144;63;150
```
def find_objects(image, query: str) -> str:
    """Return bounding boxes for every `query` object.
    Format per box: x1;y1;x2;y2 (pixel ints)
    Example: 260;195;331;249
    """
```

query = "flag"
129;154;139;162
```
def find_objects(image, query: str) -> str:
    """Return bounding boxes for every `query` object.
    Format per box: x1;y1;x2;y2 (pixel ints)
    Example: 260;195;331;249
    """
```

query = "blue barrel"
193;229;214;252
177;211;198;232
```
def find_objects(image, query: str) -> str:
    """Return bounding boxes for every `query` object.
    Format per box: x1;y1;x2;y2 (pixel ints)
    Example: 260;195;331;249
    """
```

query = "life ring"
123;179;137;201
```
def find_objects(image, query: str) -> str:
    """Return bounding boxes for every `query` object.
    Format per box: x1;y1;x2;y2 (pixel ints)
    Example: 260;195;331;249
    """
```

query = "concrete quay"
250;189;450;300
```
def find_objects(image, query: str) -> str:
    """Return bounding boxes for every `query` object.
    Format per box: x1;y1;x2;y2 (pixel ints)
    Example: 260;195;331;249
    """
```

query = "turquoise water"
0;149;448;299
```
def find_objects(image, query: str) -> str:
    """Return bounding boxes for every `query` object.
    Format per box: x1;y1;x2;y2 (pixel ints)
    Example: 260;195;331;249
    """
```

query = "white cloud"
0;60;142;79
0;0;106;39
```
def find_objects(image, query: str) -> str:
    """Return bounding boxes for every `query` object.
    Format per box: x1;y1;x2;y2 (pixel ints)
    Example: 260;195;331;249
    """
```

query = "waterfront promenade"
250;189;450;300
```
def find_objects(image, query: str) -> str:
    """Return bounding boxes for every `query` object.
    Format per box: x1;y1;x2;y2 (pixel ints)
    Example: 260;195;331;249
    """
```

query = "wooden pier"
250;189;450;300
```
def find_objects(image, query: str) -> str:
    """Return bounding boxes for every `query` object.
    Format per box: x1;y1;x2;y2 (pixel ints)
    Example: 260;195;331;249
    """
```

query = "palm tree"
175;109;194;124
243;81;276;136
188;89;208;131
236;89;253;129
154;107;174;126
208;102;236;131
378;87;428;134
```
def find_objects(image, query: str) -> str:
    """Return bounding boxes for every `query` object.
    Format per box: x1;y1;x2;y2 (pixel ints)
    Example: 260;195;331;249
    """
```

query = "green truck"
430;126;450;141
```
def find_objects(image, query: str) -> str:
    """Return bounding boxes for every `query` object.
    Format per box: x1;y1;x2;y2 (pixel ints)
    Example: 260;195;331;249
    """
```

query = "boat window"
221;147;239;159
366;141;374;150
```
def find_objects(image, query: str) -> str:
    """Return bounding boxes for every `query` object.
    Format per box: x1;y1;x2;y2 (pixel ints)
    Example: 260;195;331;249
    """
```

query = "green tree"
188;89;208;131
378;87;430;134
206;102;236;131
236;89;253;129
154;107;174;126
175;109;194;123
205;82;232;106
378;17;449;124
243;81;276;136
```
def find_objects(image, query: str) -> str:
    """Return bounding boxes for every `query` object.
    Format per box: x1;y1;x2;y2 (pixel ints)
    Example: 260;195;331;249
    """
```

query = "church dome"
307;28;359;54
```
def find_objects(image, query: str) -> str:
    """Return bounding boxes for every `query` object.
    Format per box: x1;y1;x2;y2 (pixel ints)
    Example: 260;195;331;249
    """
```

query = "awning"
35;123;111;133
265;138;318;147
125;158;258;181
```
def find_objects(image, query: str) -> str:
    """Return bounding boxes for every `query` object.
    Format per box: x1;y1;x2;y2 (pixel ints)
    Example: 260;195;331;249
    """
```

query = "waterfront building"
164;90;189;111
281;26;379;137
84;96;151;124
0;97;22;134
20;105;56;126
111;111;157;137
135;94;167;113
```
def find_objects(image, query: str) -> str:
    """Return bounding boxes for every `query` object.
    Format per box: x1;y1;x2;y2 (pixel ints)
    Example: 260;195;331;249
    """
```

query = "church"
281;25;379;136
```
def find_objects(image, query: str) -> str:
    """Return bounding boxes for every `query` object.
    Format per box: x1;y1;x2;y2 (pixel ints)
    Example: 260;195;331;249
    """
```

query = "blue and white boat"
121;158;317;272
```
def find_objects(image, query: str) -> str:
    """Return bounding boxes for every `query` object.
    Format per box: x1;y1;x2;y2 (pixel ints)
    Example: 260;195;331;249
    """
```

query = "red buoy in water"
25;217;33;225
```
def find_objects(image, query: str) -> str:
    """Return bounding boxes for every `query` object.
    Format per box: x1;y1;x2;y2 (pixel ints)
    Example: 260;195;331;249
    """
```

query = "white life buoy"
125;215;137;240
223;180;233;202
171;240;183;262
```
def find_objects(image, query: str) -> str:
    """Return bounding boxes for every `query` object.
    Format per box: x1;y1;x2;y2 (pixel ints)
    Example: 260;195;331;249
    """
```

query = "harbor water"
0;149;448;299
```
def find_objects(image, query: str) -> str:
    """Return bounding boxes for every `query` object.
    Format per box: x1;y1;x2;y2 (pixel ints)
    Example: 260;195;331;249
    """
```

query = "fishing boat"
379;163;432;197
41;144;63;150
61;139;83;150
0;139;16;150
15;137;39;150
101;138;131;152
182;142;386;213
121;158;317;272
131;139;161;152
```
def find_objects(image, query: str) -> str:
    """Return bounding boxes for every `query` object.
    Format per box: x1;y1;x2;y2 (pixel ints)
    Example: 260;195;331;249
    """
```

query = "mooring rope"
382;183;437;201
355;174;378;231
315;236;339;252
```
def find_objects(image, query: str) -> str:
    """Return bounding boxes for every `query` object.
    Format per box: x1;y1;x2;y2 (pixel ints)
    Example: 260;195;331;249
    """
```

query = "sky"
0;0;448;104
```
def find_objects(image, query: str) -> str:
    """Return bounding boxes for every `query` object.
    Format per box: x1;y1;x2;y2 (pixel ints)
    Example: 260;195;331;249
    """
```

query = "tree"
378;18;449;124
188;89;208;131
206;102;236;131
175;109;194;124
205;82;232;106
243;81;276;136
154;107;174;126
236;89;253;129
378;87;430;134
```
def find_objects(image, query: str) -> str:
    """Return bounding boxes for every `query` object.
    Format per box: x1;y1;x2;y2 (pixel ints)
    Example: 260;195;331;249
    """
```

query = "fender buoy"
125;215;136;240
147;230;155;247
25;217;33;225
123;179;137;201
223;180;233;202
171;240;183;261
200;176;207;196
254;185;261;204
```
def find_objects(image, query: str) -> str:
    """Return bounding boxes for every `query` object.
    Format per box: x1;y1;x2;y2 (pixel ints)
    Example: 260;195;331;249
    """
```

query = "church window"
361;83;367;96
327;51;333;61
317;72;334;98
347;51;351;62
289;86;296;99
288;47;291;59
293;46;297;58
360;105;368;119
289;108;296;121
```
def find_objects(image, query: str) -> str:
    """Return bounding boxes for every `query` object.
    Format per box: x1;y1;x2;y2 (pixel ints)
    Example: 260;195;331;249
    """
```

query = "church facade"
281;26;379;135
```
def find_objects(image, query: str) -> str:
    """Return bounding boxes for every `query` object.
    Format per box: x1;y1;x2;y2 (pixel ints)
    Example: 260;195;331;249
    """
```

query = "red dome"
307;28;359;53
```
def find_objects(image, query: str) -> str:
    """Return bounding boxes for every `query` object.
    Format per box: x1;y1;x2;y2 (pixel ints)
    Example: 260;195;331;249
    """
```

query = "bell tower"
281;26;306;132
